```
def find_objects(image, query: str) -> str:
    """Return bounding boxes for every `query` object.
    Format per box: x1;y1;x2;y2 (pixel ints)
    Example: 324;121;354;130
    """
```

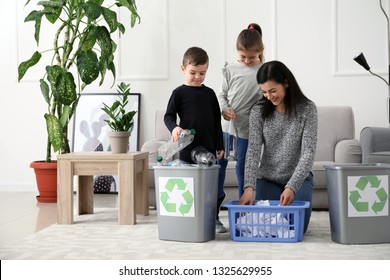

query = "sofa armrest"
360;127;390;163
141;140;167;164
334;139;362;163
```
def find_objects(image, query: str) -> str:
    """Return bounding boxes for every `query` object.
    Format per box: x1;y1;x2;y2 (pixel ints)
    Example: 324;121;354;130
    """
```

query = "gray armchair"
360;127;390;163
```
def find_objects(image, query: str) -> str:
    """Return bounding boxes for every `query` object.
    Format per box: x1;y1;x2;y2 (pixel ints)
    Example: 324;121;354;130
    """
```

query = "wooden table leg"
78;175;94;215
118;159;135;225
135;156;149;216
57;159;74;224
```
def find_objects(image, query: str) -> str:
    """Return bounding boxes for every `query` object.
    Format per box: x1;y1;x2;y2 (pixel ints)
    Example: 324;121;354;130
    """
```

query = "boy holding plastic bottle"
164;46;225;232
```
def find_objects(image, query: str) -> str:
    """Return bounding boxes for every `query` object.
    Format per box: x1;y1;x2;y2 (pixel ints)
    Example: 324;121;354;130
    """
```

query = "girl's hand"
280;187;295;206
223;108;236;121
171;127;183;142
216;150;224;161
239;187;255;205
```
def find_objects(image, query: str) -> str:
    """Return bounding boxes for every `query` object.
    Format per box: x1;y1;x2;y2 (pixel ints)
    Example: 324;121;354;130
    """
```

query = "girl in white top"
216;23;264;233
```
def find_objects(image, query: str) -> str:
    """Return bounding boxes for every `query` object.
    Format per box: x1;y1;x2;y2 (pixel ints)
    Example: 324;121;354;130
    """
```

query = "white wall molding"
117;0;169;81
272;0;278;60
332;0;388;77
221;0;227;63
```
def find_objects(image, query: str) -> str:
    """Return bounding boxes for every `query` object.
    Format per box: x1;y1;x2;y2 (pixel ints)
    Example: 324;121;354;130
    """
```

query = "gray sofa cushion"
315;106;356;162
368;152;390;163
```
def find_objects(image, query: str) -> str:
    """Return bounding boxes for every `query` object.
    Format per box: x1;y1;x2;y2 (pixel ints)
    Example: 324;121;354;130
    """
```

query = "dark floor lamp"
353;0;390;126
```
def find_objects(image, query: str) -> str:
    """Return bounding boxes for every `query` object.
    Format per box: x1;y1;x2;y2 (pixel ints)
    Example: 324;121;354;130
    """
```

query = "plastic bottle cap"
189;129;196;135
156;156;163;162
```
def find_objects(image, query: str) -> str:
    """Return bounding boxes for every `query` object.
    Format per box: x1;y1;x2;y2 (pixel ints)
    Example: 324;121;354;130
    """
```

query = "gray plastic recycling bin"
153;164;220;242
325;163;390;244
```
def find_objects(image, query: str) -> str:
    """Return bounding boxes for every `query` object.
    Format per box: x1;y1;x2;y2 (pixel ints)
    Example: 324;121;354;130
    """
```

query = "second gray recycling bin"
154;164;220;242
325;163;390;244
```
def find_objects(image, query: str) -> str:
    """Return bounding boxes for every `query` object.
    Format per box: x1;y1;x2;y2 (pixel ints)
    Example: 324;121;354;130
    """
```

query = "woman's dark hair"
257;60;310;118
236;23;264;62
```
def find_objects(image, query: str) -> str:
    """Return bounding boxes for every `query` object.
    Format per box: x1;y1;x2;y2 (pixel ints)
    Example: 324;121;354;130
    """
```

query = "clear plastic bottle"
157;129;196;165
191;146;216;167
224;107;238;161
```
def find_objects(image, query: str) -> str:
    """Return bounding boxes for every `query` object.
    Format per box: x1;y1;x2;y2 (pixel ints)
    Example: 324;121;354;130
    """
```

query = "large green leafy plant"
18;0;140;162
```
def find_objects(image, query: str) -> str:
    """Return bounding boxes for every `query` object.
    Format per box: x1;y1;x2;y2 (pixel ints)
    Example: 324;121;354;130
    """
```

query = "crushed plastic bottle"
157;129;196;165
167;159;190;167
191;146;216;167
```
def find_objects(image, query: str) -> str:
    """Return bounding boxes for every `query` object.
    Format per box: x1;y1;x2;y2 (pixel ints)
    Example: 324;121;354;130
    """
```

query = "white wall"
0;0;389;191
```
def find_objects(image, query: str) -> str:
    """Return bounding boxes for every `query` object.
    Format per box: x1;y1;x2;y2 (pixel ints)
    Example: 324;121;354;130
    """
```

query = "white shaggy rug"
1;209;389;260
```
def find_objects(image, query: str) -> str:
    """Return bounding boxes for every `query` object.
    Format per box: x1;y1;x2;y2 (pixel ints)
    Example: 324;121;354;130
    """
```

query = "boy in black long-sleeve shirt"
164;46;226;233
164;47;224;163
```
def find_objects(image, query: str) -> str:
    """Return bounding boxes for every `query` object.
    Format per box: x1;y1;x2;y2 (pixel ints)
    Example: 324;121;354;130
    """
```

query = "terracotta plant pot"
108;131;131;153
30;161;57;203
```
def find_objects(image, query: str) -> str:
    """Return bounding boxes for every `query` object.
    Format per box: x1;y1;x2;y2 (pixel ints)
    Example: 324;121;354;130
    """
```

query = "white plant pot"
107;131;131;153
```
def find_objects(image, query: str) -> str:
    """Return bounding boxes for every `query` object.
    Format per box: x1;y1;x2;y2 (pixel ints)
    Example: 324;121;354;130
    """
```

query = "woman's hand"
239;187;255;205
280;187;295;206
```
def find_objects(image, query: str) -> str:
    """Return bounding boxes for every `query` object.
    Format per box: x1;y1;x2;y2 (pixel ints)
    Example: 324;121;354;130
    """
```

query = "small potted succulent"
101;82;137;153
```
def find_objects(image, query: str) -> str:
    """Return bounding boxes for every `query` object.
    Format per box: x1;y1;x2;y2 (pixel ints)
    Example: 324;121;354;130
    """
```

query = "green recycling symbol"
160;178;194;216
349;176;388;214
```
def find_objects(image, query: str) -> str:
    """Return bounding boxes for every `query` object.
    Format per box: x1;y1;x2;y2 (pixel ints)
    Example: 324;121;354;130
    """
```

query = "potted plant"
101;82;137;153
17;0;140;202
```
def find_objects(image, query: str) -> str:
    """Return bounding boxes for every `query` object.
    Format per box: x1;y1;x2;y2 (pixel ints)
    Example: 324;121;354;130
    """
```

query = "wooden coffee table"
57;152;149;225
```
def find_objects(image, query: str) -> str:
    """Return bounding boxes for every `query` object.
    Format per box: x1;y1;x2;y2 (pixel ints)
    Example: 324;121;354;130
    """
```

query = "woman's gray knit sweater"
244;100;318;193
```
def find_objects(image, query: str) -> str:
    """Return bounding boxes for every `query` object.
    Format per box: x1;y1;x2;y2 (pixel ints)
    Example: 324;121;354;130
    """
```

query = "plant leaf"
46;65;63;102
116;0;141;27
77;50;99;85
130;12;139;27
18;51;42;81
108;61;116;87
60;105;72;128
24;10;44;44
96;26;112;85
80;26;98;51
57;72;77;106
111;100;120;112
68;95;80;121
101;7;118;33
80;2;102;21
101;104;118;124
97;26;113;59
98;56;108;86
117;22;125;34
39;0;63;24
87;0;104;4
45;113;63;152
39;79;50;105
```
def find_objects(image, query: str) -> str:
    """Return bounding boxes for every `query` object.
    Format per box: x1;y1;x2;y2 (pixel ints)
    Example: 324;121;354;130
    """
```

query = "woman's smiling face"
260;80;288;112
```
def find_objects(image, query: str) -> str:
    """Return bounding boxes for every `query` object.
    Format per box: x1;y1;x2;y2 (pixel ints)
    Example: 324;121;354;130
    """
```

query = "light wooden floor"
0;192;118;247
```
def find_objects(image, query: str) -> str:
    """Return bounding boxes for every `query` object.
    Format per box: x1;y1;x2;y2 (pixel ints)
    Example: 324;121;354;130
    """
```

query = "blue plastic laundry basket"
223;200;310;243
